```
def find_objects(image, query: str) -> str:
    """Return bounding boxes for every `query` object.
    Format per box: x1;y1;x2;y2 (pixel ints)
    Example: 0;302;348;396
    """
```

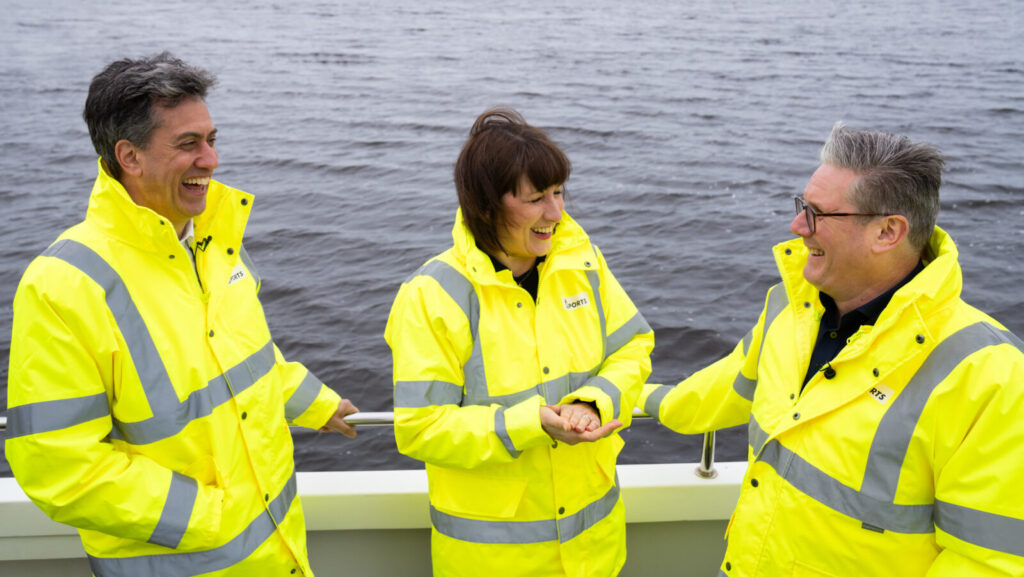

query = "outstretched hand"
540;404;622;446
319;398;360;438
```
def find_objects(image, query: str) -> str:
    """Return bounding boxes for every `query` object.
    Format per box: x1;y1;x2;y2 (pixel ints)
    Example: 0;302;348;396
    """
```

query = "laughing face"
119;96;218;236
495;179;564;274
790;163;881;308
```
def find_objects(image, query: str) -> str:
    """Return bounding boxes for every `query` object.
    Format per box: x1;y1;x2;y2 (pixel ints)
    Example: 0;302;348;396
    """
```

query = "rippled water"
2;0;1022;475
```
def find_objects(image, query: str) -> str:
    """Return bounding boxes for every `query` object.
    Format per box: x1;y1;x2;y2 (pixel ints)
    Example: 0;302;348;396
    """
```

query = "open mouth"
183;176;210;192
531;224;557;238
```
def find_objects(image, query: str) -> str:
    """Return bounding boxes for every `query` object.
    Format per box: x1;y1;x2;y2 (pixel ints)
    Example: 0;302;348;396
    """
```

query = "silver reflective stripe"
741;326;754;356
643;385;673;423
148;472;198;549
747;413;768;456
581;376;621;419
41;239;280;446
862;322;1024;502
6;392;109;439
733;283;789;400
935;499;1024;556
732;372;757;402
558;481;620;542
88;472;297;577
758;439;934;533
585;268;607;362
408;256;624;412
411;260;485;398
44;240;179;412
394;380;464;408
284;370;323;421
111;341;276;445
238;243;260;289
429;479;619;544
494;406;521;458
605;311;652;357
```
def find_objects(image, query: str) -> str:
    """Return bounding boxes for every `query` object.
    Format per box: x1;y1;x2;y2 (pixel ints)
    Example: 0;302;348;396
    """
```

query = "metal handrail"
0;410;718;479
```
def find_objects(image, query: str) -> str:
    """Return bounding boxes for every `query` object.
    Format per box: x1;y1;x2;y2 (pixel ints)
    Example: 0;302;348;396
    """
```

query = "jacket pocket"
430;468;528;519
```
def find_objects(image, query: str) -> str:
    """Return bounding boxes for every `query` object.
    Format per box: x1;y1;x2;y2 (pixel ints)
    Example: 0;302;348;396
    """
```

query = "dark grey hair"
83;52;216;179
820;122;944;252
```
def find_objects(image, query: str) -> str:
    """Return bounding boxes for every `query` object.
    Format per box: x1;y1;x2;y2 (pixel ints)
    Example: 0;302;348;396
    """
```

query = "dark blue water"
2;0;1022;474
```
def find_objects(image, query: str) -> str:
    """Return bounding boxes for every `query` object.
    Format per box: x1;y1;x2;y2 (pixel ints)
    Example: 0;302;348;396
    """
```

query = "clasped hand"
540;403;622;445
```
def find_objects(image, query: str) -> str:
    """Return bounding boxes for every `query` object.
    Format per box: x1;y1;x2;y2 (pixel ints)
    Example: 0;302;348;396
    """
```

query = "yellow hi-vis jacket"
384;210;654;577
640;228;1024;576
6;160;342;576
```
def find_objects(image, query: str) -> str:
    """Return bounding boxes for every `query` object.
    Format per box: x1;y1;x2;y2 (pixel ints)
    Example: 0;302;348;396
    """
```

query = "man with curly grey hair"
6;52;360;576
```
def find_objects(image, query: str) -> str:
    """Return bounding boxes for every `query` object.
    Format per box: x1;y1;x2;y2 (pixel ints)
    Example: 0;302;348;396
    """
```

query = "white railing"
0;410;720;478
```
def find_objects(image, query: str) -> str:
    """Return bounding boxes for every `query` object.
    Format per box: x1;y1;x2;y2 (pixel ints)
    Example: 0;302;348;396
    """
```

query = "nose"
196;140;219;170
543;193;563;222
790;209;811;237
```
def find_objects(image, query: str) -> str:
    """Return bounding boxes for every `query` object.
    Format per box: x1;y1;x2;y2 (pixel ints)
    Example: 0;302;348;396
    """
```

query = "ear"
871;214;910;255
114;139;143;177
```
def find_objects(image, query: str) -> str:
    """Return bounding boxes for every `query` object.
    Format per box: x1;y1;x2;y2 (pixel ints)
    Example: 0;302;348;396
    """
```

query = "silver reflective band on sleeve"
732;371;757;402
643;385;673;423
862;322;1024;502
757;439;934;533
285;370;323;421
6;392;109;439
430;480;619;544
494;406;521;458
935;499;1024;556
741;326;754;356
735;284;789;400
148;472;198;549
582;376;621;419
88;472;298;577
605;312;652;357
394;380;464;408
111;341;276;445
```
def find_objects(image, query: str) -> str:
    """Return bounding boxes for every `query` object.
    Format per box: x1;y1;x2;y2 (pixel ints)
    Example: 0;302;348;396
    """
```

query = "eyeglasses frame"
793;196;893;234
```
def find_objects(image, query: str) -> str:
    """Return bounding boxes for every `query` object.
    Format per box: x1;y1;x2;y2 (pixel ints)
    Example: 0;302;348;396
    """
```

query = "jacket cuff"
296;385;343;430
501;396;549;453
562;376;621;422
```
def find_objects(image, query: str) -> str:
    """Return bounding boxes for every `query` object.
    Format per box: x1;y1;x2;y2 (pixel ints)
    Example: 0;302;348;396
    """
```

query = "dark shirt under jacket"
487;253;545;302
802;261;925;391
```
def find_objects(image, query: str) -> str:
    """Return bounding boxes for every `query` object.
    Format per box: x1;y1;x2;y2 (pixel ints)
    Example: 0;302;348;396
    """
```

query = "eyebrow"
174;128;217;143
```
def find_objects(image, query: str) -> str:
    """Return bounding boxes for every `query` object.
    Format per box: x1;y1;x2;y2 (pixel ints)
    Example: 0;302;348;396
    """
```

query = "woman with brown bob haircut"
386;107;653;577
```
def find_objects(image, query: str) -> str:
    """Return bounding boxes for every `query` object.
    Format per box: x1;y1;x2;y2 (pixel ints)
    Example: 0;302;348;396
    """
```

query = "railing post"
694;430;717;479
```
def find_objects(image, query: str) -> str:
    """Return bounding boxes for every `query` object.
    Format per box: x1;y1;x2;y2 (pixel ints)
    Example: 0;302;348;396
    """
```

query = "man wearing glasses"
641;123;1024;576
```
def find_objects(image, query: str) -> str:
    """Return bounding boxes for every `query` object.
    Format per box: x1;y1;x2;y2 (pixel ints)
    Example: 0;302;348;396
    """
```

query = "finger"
583;419;622;441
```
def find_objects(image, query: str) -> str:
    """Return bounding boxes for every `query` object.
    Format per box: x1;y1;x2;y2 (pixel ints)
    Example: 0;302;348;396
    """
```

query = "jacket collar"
773;226;963;327
85;158;253;253
450;208;590;285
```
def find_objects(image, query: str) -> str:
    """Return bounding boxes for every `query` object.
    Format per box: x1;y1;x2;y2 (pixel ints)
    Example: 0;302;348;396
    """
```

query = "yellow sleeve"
277;347;343;429
385;270;551;469
926;339;1024;575
5;258;223;551
637;284;785;434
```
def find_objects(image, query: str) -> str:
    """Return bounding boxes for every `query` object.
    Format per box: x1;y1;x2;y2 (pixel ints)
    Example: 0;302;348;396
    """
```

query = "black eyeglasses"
794;197;892;234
